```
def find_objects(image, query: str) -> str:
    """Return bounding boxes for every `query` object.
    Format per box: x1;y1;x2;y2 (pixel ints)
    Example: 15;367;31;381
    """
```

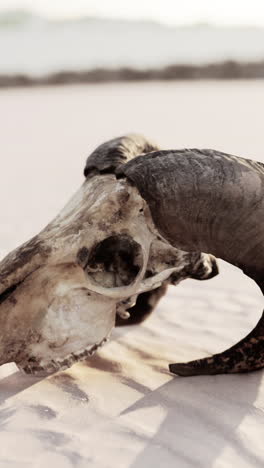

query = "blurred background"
0;0;264;256
1;0;264;82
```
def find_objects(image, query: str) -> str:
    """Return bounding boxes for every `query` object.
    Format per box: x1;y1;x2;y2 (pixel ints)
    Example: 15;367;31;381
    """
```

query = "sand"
0;81;263;468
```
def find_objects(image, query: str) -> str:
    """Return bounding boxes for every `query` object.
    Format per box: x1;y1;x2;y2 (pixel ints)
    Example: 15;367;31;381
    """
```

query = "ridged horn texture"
117;149;264;376
84;133;159;178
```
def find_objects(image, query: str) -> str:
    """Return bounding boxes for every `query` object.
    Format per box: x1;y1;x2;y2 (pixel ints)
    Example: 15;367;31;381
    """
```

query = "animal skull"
1;133;261;377
0;173;217;374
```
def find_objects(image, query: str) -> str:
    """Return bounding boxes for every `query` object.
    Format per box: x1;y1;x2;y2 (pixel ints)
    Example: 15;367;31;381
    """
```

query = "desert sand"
0;81;263;468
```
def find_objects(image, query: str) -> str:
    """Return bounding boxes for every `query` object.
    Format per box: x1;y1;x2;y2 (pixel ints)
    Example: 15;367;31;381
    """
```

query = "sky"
0;0;264;26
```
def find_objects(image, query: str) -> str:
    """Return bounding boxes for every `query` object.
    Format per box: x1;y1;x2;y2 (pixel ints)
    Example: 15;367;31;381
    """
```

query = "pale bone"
0;174;216;374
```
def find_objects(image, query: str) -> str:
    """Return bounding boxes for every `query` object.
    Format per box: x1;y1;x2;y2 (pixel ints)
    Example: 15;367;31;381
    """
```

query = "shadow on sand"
85;343;263;468
0;371;43;406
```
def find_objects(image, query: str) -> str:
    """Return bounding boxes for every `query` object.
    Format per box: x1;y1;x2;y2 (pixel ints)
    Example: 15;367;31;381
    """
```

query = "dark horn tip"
169;361;219;377
169;362;202;377
169;363;191;376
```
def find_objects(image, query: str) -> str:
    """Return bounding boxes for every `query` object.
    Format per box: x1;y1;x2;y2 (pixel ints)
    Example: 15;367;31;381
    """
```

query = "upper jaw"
18;335;110;375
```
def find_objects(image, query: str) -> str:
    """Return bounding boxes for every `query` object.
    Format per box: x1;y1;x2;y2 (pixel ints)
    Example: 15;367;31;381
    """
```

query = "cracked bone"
0;173;216;374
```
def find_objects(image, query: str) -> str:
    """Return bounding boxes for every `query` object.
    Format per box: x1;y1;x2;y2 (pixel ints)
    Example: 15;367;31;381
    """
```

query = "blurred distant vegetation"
1;60;264;88
1;10;264;86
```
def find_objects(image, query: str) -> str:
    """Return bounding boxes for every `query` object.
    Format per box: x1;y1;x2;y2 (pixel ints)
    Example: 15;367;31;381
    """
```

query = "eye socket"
86;235;143;288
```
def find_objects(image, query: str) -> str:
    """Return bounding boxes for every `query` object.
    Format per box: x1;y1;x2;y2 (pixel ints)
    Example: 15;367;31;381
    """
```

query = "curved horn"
84;134;159;178
117;149;264;376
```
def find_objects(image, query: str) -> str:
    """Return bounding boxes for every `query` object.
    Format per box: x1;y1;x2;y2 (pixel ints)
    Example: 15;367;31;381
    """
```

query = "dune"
0;81;263;467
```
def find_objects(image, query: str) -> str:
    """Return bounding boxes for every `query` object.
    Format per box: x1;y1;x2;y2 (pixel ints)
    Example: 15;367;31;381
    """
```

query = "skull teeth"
19;336;109;375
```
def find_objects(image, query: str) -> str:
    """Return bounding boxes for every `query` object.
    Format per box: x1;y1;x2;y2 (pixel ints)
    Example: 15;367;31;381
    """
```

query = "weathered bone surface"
84;134;218;326
118;148;264;375
0;146;216;374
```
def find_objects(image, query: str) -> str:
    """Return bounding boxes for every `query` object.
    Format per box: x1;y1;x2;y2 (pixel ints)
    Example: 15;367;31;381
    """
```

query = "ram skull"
0;135;217;375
